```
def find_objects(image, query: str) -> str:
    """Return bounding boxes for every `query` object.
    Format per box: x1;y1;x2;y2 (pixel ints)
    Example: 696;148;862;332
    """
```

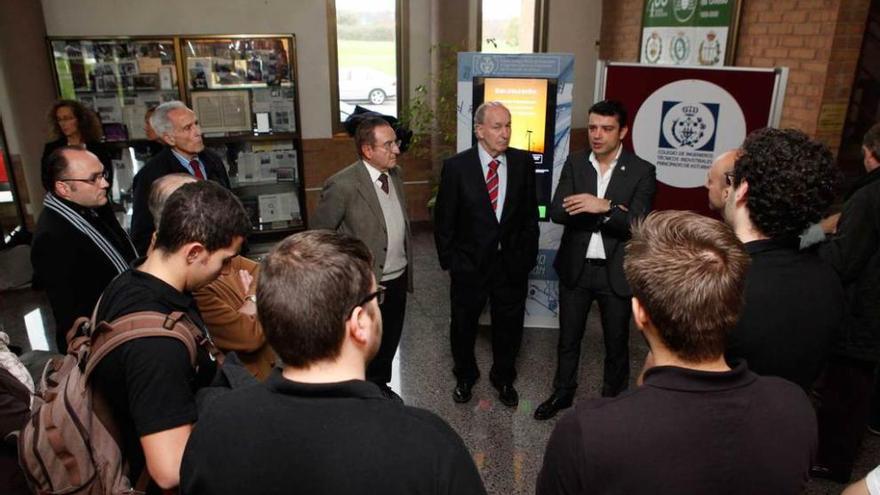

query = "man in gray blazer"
312;116;412;400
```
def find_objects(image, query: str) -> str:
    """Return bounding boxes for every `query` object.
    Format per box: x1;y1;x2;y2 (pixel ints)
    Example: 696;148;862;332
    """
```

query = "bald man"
705;150;737;211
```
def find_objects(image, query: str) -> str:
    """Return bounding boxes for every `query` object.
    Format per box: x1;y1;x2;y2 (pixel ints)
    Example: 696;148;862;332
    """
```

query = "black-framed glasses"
348;285;386;316
723;171;735;186
59;169;110;185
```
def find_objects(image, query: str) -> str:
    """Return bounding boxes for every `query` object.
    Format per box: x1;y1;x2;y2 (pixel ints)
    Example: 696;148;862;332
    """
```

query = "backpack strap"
81;311;208;381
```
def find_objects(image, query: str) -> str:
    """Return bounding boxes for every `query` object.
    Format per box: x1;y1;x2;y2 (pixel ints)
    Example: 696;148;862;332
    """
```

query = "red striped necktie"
189;158;205;180
486;159;499;211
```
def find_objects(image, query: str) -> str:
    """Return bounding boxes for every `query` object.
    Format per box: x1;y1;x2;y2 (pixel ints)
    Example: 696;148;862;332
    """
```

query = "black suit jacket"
434;146;539;284
550;149;656;296
130;147;231;255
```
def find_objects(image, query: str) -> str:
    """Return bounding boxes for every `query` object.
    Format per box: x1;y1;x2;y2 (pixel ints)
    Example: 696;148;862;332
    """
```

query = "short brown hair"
257;230;374;367
354;116;391;158
624;210;750;362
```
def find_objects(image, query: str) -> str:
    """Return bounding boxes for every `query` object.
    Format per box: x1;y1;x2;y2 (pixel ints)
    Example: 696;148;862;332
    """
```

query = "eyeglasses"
58;169;110;185
723;171;735;186
377;140;402;152
56;115;77;123
348;285;387;316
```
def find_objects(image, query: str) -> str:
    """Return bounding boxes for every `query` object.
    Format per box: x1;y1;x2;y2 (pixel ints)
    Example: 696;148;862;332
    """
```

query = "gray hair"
473;101;509;128
150;100;190;138
148;173;197;227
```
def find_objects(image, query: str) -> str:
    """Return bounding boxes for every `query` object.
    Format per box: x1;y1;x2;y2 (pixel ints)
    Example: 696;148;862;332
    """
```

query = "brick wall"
599;0;872;152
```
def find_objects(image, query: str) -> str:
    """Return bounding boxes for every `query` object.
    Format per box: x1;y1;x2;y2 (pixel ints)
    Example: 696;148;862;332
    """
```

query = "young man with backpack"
89;180;250;491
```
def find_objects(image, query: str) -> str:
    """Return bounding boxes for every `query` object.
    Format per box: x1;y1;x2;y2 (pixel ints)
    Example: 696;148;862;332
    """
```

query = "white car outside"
339;67;397;105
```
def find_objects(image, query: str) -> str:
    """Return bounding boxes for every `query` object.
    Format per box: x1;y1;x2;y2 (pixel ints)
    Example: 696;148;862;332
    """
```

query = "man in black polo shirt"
721;128;843;390
91;180;251;492
537;211;817;495
180;230;486;495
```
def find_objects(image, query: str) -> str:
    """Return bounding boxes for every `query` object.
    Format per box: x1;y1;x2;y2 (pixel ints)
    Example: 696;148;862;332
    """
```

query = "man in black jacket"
31;147;137;352
433;101;539;407
535;100;656;420
810;122;880;483
129;101;231;255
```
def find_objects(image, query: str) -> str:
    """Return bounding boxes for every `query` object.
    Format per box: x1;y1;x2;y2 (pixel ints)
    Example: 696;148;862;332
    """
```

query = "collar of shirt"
588;143;623;177
478;143;506;171
362;160;391;186
171;149;203;175
267;368;386;400
642;360;756;393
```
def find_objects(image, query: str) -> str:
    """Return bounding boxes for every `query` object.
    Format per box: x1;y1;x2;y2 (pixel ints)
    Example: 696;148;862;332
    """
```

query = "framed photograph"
639;0;742;66
158;66;174;90
133;73;159;90
191;90;252;133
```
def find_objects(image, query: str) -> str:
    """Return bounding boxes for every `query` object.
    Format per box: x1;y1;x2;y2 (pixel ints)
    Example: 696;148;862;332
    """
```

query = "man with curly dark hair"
721;127;843;390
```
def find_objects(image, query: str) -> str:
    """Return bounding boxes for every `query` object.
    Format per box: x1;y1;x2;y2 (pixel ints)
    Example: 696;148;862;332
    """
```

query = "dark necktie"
486;159;499;211
379;173;389;194
190;158;205;180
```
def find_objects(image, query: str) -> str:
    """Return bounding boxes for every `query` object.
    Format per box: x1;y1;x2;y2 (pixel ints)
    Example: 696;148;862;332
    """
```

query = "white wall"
42;0;334;138
547;0;602;129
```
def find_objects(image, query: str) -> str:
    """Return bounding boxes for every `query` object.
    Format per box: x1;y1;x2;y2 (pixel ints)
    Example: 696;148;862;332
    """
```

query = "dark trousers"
554;262;631;397
449;256;527;385
366;270;407;385
814;355;878;476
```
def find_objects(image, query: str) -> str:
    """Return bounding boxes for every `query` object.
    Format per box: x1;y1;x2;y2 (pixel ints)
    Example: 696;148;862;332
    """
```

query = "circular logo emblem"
477;56;497;75
671;33;691;64
673;0;698;23
698;32;722;65
661;102;716;150
645;32;663;64
632;79;747;189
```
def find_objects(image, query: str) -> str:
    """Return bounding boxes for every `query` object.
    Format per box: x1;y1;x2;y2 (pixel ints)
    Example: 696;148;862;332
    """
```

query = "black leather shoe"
809;465;851;484
494;383;519;407
534;392;574;420
453;380;475;403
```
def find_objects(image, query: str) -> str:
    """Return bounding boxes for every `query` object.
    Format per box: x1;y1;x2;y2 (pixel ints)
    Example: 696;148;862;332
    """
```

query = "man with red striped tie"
130;101;231;255
434;101;539;407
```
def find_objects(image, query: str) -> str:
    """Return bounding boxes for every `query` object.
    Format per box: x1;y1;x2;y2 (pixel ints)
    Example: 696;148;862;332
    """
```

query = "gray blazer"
311;160;413;291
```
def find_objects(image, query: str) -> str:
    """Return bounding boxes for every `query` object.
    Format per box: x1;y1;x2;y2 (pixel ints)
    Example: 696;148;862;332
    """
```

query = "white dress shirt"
585;145;622;260
478;143;507;222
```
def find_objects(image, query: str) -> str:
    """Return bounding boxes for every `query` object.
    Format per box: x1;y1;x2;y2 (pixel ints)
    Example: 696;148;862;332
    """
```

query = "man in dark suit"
311;116;412;400
130;101;231;255
31;147;137;353
434;101;539;407
534;100;656;420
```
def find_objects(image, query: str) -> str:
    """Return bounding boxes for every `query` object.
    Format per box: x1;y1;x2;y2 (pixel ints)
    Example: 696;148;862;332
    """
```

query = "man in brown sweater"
148;173;276;379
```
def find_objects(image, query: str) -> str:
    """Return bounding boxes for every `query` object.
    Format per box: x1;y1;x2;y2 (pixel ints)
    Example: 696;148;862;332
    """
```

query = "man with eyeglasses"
180;230;485;495
312;115;412;401
705;149;737;211
31;147;137;353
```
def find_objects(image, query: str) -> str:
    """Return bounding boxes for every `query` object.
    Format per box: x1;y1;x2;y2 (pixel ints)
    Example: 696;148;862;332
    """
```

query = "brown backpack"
17;308;221;494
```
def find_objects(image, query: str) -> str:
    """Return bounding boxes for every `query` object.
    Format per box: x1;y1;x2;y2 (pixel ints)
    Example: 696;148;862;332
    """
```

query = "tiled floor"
1;229;877;494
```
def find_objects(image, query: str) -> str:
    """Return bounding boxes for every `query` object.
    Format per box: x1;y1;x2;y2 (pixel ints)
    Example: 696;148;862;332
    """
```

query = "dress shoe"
453;380;476;403
810;465;852;484
493;383;519;407
534;392;574;420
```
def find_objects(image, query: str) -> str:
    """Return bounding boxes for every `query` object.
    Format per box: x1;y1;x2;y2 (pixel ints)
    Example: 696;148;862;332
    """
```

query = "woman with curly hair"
40;99;114;191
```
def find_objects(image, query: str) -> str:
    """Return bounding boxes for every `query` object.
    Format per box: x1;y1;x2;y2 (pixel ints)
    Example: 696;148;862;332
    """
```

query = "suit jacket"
31;199;138;340
434;146;539;284
550;149;656;296
130;146;231;255
311;160;413;291
193;256;276;381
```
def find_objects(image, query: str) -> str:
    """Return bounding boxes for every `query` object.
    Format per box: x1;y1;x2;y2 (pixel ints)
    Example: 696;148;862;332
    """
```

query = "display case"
47;35;307;247
48;37;182;227
179;35;305;250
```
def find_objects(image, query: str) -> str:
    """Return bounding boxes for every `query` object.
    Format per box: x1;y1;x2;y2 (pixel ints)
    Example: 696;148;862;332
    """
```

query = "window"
329;0;402;127
479;0;547;53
